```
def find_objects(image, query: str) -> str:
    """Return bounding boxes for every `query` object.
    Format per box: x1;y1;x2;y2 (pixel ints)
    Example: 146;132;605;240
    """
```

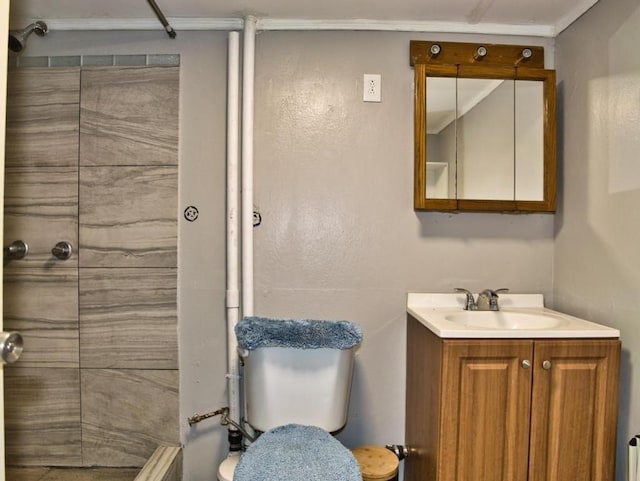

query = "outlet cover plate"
363;74;381;102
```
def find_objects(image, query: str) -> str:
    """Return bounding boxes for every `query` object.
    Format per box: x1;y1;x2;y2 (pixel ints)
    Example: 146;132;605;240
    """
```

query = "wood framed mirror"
411;41;556;212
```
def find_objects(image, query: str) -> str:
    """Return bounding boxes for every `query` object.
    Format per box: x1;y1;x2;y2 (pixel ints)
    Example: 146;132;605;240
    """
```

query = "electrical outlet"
363;74;381;102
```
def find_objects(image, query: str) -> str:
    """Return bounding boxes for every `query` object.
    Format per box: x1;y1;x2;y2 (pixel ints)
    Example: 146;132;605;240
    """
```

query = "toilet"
218;316;363;481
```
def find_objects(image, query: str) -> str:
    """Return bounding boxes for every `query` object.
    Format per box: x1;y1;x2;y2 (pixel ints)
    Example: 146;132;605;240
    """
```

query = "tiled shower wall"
3;61;179;467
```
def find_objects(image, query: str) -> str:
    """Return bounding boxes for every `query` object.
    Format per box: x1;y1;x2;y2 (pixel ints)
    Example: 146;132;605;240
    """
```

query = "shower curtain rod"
20;18;553;37
146;0;176;38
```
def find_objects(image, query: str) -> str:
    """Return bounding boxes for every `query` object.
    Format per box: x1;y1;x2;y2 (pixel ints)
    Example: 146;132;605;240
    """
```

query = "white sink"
407;293;620;338
445;311;567;330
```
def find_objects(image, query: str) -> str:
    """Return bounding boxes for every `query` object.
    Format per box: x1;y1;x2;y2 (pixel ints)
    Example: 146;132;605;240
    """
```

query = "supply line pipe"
187;407;256;443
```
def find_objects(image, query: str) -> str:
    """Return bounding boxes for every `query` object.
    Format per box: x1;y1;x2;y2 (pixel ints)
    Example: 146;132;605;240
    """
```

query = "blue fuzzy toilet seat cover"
233;424;361;481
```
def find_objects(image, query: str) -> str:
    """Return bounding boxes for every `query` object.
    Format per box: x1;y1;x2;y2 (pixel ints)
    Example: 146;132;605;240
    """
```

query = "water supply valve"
385;444;410;460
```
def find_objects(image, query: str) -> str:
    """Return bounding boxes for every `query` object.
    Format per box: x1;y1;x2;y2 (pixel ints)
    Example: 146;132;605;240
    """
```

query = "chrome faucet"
455;287;509;311
476;288;509;311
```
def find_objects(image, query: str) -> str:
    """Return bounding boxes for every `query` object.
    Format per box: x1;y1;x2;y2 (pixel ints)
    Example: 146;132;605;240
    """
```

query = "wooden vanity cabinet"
405;315;620;481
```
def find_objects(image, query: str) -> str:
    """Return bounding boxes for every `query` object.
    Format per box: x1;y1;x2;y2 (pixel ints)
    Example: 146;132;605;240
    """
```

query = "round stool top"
351;445;399;480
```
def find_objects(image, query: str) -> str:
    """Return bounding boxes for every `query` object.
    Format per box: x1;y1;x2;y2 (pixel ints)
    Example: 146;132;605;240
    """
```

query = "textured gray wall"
23;29;555;481
556;1;640;479
252;32;555;459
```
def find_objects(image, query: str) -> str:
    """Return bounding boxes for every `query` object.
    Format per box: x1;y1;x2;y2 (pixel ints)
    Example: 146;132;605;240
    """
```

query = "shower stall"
3;56;181;480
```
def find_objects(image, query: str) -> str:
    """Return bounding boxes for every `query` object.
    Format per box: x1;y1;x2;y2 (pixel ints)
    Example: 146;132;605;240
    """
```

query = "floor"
7;467;140;481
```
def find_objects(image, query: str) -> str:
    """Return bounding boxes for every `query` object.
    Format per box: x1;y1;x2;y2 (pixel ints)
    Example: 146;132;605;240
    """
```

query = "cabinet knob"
542;360;552;370
521;359;531;369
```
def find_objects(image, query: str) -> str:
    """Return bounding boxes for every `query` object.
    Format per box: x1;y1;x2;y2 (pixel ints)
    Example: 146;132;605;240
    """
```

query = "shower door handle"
4;240;29;260
51;241;73;260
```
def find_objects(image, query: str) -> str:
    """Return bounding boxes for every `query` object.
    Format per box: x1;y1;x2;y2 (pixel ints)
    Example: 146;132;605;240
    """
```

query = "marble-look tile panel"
4;268;79;367
81;369;179;467
4;167;78;269
80;67;178;166
80;268;177;369
6;68;80;167
79;166;177;268
4;368;82;466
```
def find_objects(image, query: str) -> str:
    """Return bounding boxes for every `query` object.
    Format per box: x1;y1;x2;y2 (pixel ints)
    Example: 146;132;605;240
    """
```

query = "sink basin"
407;293;620;338
445;311;567;330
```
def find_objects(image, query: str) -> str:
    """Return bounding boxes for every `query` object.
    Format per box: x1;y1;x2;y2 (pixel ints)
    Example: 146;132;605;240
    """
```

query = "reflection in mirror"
424;76;547;203
457;78;514;200
426;77;455;199
515;81;544;201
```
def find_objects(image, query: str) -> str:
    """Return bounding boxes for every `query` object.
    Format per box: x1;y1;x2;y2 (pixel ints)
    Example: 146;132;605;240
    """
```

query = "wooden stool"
351;445;399;481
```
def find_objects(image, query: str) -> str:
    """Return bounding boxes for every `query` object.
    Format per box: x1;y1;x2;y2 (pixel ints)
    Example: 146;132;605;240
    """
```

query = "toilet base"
217;452;241;481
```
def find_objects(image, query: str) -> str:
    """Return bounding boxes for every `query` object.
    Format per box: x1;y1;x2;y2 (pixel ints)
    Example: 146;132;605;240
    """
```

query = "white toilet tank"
241;346;358;432
235;317;363;433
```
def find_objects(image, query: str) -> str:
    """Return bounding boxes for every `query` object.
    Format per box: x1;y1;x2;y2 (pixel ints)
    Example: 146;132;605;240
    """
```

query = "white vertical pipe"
242;15;257;318
226;31;241;426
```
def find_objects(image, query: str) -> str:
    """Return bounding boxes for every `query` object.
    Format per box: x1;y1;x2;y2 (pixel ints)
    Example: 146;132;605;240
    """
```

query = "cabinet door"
440;341;533;481
529;340;620;481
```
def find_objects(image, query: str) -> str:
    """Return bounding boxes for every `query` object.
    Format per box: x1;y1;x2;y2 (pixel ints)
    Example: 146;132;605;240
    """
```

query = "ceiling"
9;0;598;37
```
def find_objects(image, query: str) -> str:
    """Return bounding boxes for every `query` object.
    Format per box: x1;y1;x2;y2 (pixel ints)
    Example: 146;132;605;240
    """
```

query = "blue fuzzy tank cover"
235;317;363;350
233;424;361;481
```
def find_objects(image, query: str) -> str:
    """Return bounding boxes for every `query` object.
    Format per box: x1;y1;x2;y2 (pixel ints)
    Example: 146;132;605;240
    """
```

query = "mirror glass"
425;76;546;203
457;78;514;201
515;80;544;201
425;77;456;199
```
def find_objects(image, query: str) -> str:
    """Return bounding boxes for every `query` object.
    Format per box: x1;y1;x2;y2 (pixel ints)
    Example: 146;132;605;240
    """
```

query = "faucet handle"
478;288;509;310
482;288;509;297
454;288;476;311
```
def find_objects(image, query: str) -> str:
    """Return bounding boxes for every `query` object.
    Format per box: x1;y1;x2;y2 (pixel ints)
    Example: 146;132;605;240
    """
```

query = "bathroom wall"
555;0;640;479
252;30;556;452
22;30;555;480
